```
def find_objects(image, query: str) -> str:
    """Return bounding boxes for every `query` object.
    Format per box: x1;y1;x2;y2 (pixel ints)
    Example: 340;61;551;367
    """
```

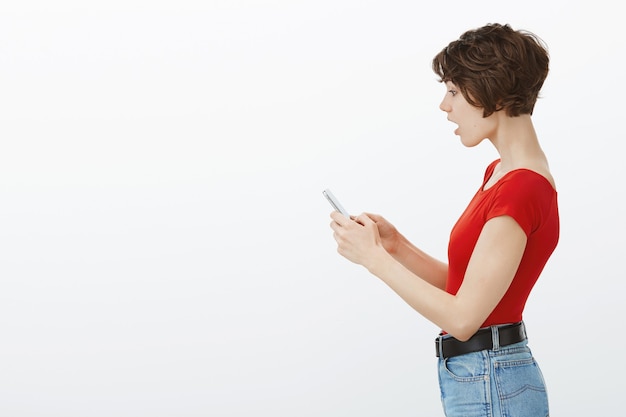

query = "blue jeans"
437;333;549;417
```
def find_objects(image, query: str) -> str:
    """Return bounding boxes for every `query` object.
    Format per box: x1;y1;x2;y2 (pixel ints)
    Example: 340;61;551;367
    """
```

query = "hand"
359;213;400;255
329;211;387;269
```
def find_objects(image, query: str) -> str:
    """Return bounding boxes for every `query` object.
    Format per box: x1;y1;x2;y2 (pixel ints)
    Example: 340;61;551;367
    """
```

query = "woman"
329;23;558;417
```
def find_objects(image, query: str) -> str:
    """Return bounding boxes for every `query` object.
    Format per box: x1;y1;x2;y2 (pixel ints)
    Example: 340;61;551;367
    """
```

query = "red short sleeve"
486;170;555;237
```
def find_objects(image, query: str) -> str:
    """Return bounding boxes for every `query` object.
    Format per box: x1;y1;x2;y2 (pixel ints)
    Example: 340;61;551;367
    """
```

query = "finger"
330;210;351;226
353;212;374;226
364;212;382;222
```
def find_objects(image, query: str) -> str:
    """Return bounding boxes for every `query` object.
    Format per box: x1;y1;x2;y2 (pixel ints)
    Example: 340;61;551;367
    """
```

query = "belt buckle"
436;334;445;358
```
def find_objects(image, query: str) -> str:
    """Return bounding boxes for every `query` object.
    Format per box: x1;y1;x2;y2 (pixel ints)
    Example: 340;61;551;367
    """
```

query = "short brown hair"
432;23;549;117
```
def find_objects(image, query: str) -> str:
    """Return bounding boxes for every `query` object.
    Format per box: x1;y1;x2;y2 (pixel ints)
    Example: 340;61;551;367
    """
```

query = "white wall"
1;1;622;415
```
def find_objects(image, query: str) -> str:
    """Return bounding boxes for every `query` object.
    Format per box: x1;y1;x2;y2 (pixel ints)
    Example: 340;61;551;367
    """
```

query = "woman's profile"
329;23;558;417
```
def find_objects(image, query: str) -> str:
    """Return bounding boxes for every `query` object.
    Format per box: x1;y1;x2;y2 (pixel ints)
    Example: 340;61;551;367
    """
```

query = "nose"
439;96;451;113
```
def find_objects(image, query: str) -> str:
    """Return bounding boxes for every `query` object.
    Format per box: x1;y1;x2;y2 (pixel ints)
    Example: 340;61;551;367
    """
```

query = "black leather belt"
435;322;526;359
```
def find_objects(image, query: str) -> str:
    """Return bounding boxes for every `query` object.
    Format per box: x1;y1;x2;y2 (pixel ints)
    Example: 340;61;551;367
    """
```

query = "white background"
1;1;623;416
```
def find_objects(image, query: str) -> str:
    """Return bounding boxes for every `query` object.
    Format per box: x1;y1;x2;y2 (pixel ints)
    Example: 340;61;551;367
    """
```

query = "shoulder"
489;168;557;233
503;168;556;195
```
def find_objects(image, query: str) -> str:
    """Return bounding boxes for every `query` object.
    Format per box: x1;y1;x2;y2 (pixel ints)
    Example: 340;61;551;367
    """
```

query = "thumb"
353;212;375;226
364;212;383;222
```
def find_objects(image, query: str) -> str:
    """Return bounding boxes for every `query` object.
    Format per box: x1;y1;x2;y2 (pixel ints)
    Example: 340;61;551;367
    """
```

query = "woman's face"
439;81;497;147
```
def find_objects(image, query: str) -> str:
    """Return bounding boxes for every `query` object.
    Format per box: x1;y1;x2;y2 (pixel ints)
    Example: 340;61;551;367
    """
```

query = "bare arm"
388;233;448;290
331;212;526;341
364;213;448;290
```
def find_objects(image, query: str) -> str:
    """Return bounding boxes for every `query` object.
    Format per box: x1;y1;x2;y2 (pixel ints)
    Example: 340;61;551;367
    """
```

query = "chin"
460;138;483;148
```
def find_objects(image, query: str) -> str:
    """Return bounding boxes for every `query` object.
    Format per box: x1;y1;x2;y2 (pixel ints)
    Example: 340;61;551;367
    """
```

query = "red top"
446;159;559;327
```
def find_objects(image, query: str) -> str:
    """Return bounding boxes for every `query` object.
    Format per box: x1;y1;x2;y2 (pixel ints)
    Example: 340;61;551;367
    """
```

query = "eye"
448;89;457;97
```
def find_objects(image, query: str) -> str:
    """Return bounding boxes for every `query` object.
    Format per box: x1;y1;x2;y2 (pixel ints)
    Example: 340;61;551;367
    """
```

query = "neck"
489;113;547;171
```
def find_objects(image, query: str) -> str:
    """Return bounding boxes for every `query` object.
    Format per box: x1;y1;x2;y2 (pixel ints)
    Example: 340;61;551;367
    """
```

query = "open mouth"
447;120;460;135
447;118;459;133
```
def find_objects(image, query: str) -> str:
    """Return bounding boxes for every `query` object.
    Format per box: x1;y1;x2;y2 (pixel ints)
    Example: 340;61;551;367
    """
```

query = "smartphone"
323;188;350;217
